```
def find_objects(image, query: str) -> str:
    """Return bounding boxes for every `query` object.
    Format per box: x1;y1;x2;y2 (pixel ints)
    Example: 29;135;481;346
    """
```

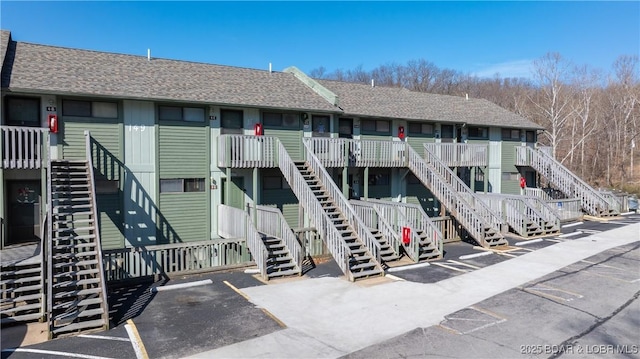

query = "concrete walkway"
185;222;640;359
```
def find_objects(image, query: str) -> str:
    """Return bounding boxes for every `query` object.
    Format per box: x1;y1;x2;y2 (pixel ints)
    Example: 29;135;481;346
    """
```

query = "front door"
338;118;353;139
223;177;245;210
6;180;41;245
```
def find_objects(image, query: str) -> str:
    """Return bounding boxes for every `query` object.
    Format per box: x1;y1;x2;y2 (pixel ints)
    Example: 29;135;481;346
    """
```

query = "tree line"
309;53;640;194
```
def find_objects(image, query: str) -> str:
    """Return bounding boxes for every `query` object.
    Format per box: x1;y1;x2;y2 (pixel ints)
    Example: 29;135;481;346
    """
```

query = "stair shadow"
107;276;169;327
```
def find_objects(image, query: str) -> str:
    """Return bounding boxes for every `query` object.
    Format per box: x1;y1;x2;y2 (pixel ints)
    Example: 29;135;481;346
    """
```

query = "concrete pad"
1;322;48;349
198;223;640;358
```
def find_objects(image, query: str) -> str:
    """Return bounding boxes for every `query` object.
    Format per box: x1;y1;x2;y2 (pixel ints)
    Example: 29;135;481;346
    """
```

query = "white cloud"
473;59;534;79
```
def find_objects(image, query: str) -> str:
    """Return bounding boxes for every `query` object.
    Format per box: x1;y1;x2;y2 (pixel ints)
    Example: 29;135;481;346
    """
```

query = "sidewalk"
185;222;640;358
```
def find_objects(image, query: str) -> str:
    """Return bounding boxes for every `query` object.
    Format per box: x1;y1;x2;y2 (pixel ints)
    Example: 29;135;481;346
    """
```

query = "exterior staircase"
261;235;302;279
516;146;619;218
47;158;109;338
1;247;45;325
407;145;507;247
368;229;400;263
294;161;383;279
477;194;561;238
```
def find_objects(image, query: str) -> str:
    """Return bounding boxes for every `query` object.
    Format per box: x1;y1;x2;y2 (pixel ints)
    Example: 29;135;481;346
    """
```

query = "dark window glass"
361;120;376;132
263;112;282;127
185;178;205;192
312;115;330;135
526;131;535;143
502;128;521;140
6;97;40;126
468;127;488;139
441;125;454;139
63;100;92;117
159;106;183;121
221;109;243;129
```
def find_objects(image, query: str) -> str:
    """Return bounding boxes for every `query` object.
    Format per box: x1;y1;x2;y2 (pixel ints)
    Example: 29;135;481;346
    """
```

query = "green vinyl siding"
407;137;434;154
360;134;392;142
158;192;209;243
62;119;122;180
501;141;520;194
62;118;124;248
265;128;303;162
96;194;124;249
261;189;299;228
158;124;208;178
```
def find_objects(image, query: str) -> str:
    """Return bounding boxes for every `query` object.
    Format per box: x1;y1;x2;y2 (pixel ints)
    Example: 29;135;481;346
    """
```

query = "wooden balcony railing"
217;134;278;168
1;126;49;169
424;143;488;167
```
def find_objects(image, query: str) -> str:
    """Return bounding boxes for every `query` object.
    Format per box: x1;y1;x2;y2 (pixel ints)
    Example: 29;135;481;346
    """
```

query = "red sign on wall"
402;226;411;245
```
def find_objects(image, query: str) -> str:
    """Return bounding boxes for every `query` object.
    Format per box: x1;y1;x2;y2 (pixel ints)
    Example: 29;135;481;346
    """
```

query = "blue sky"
1;1;638;79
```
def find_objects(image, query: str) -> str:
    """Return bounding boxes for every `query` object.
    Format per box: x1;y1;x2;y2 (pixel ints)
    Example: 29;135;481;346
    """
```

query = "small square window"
184;178;205;192
183;107;205;122
159;106;183;121
63;100;92;117
263;112;282;127
468;127;488;139
221;109;243;129
6;97;40;125
361;120;376;132
375;120;390;132
92;102;118;118
501;172;519;181
160;179;183;193
282;114;299;128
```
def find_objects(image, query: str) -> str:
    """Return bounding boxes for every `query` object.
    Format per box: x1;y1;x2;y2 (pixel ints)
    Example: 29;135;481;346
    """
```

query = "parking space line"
125;319;149;359
432;262;468;273
0;348;113;359
559;231;583;238
522;283;584;302
78;334;131;342
223;280;287;328
562;221;583;228
447;260;481;270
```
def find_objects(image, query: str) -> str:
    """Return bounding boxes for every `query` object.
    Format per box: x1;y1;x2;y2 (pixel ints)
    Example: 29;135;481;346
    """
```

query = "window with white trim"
63;100;118;118
160;178;206;193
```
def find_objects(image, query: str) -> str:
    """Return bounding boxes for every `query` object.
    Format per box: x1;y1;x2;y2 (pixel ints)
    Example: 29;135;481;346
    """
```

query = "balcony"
1;126;49;169
424;143;487;167
217;134;278;168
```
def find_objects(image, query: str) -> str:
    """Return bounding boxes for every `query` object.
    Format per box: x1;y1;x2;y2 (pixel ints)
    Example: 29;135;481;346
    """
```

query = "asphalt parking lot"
2;213;639;359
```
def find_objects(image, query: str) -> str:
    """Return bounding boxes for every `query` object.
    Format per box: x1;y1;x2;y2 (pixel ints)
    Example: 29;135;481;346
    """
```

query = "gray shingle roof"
1;35;338;113
318;79;542;129
0;30;10;65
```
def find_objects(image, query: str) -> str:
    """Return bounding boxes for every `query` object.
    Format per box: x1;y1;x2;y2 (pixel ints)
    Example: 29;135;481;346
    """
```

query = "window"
262;176;289;190
338;118;353;138
63;100;118;118
5;97;40;126
221;109;243;129
526;131;536;143
468;126;488;139
158;105;204;122
502;128;521;141
160;178;205;193
263;112;300;128
408;122;434;135
361;119;391;134
441;125;454;140
312;115;330;136
368;173;390;186
501;172;519;181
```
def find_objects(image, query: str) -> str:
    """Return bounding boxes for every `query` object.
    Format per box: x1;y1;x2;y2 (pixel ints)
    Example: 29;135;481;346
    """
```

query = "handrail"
45;132;53;327
307;137;407;168
424;143;488;167
407;145;492;247
84;131;110;327
277;141;353;280
1;125;49;169
218;204;268;279
217;134;278;168
515;146;615;216
303;138;382;265
250;204;303;273
423;143;506;234
350;200;403;260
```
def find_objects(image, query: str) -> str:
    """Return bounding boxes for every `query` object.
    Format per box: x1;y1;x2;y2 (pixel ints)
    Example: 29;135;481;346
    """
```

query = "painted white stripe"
384;274;406;281
387;262;431;273
150;279;213;293
432;262;468;273
606;221;636;225
558;231;583;238
0;348;113;359
78;334;131;342
621;212;634;216
515;238;544;246
447;260;481;270
244;268;260;274
562;221;583;228
459;251;493;260
544;238;563;243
